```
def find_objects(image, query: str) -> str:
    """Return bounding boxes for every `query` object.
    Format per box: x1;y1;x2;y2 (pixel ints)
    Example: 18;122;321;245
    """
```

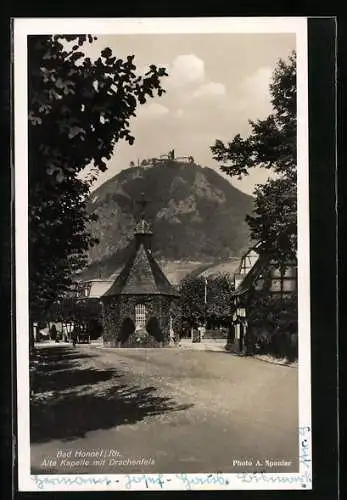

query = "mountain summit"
82;161;254;280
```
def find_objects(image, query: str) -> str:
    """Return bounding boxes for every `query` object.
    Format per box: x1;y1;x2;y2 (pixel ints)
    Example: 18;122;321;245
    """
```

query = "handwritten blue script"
32;473;230;491
299;425;311;470
32;475;112;490
124;474;166;489
237;471;312;486
175;473;229;490
124;473;229;490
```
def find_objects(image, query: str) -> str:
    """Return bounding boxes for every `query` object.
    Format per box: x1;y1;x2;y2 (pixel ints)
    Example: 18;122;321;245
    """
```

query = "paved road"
31;344;298;475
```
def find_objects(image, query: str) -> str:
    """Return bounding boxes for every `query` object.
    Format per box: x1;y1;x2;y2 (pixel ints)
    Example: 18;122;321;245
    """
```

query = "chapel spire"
134;192;153;246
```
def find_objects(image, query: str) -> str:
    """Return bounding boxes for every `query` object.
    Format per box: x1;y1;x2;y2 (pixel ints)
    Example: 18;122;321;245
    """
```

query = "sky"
83;33;296;195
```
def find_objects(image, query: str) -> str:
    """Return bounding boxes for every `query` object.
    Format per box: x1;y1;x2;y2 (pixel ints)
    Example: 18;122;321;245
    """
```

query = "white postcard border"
14;16;311;492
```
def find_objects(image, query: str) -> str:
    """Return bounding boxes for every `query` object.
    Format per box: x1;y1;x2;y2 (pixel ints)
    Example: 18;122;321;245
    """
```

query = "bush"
203;328;228;339
248;291;298;360
253;329;298;360
127;333;163;348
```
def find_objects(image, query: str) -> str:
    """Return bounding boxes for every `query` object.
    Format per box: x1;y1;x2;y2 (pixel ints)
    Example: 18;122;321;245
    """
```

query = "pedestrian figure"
71;327;78;347
50;324;57;342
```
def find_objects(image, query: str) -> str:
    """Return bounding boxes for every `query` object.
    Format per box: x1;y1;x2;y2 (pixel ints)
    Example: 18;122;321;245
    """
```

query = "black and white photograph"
14;17;311;491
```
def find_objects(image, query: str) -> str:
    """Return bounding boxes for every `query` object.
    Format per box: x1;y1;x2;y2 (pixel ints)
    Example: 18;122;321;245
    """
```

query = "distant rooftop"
79;279;113;299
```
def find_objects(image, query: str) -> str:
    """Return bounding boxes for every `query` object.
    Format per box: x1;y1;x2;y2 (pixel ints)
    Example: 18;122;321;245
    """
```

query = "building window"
254;274;265;291
283;279;296;292
270;266;297;294
272;268;282;278
271;279;282;292
135;304;147;330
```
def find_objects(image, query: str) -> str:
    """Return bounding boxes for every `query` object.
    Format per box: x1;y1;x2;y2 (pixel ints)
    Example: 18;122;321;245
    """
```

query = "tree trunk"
245;325;255;355
29;320;35;355
227;323;234;345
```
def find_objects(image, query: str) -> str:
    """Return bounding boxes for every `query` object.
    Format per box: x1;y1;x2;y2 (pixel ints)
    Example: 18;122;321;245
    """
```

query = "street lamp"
237;304;247;354
231;296;247;354
99;299;105;335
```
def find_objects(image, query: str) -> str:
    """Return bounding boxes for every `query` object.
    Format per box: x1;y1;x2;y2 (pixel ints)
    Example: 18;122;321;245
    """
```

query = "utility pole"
201;276;208;341
204;276;207;306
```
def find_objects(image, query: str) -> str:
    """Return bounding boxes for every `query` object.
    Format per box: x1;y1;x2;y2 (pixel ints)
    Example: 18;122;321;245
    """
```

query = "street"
30;344;299;475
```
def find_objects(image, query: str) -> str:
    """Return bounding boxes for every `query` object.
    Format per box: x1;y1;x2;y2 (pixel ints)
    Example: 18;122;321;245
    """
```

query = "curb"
252;355;298;368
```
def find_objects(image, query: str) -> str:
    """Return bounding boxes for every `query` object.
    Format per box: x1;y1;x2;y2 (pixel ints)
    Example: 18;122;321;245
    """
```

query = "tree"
211;51;297;265
205;273;234;327
177;276;205;331
175;273;234;335
28;35;167;335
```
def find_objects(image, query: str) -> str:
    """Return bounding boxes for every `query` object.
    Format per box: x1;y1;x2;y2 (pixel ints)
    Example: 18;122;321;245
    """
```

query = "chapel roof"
104;242;179;297
103;193;178;298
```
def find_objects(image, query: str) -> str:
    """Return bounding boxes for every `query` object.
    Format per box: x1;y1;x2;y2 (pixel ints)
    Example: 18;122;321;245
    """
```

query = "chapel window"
135;304;147;329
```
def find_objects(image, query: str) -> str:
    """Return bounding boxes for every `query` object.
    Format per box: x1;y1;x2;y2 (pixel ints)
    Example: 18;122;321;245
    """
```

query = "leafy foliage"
44;297;103;340
211;51;297;265
246;291;298;360
173;273;235;333
28;35;168;321
246;176;297;262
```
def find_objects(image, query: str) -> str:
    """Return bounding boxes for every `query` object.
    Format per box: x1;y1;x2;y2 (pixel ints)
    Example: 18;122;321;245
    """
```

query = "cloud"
139;102;169;118
242;67;272;102
173;108;184;119
193;82;226;99
218;66;273;119
167;54;205;88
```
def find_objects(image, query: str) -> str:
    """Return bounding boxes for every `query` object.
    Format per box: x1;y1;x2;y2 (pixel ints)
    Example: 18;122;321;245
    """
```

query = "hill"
80;161;255;280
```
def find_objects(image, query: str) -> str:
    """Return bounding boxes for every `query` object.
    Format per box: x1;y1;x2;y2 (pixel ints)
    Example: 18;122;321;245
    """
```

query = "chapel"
100;195;179;347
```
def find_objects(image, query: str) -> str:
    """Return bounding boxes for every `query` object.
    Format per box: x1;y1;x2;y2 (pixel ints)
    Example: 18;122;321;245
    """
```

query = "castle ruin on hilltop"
129;149;195;168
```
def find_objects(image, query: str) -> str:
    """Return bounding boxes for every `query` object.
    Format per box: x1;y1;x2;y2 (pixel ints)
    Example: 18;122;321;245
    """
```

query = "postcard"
14;16;312;491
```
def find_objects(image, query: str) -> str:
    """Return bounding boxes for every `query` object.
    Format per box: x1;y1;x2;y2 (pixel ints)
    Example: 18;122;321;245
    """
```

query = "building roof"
103;205;178;298
232;254;270;297
232;249;297;297
199;257;242;279
104;242;178;297
103;193;179;298
83;280;113;298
